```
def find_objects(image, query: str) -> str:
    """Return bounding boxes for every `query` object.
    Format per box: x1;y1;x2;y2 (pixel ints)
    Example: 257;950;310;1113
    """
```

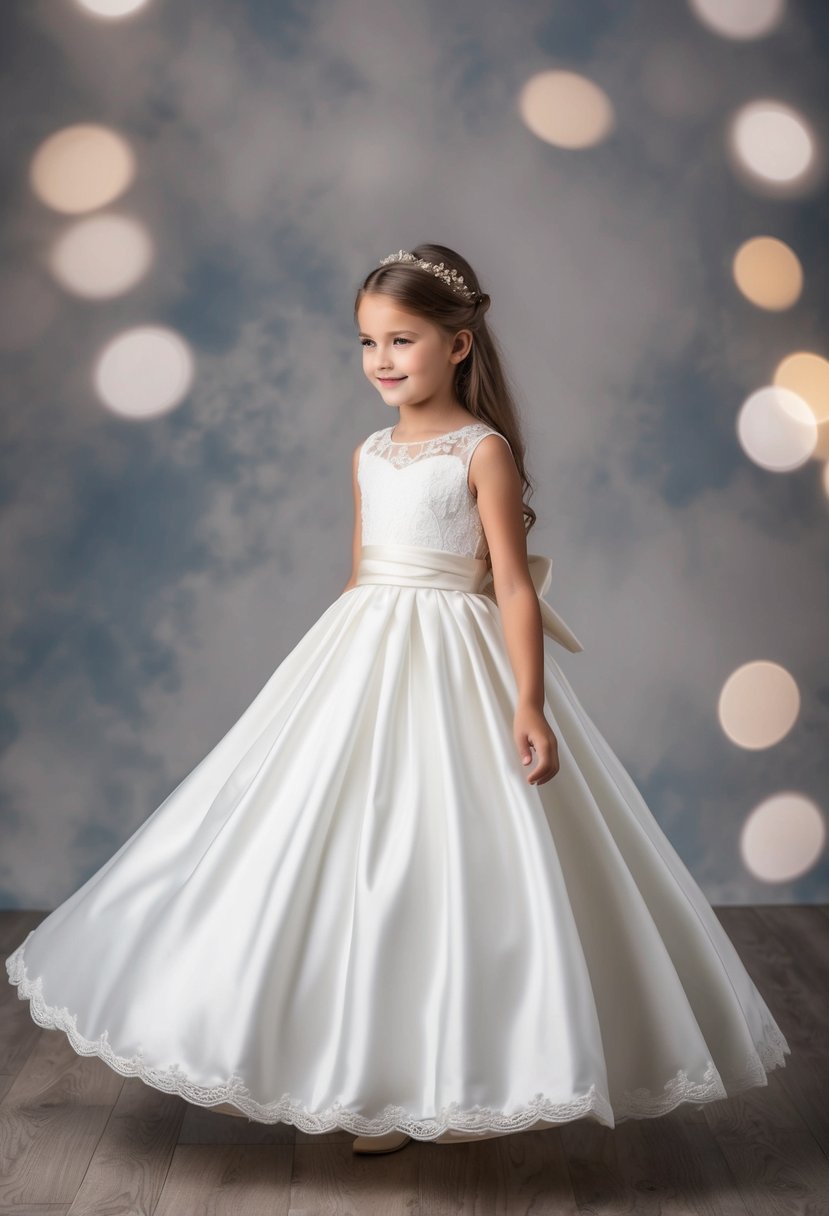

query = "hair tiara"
378;250;482;304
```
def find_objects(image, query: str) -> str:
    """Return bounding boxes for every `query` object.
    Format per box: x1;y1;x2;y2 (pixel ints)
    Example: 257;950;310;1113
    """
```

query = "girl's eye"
360;337;410;347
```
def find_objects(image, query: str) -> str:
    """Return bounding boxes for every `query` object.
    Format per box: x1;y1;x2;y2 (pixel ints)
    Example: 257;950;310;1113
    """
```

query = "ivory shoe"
352;1130;412;1154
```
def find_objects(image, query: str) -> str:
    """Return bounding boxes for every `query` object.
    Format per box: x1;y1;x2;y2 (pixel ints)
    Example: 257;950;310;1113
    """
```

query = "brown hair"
354;242;537;560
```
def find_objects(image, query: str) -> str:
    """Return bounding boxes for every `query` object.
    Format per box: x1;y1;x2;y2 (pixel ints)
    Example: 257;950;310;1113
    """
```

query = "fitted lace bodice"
359;421;512;560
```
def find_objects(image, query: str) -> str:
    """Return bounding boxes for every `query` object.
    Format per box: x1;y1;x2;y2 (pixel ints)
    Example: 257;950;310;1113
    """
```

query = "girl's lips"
379;377;406;385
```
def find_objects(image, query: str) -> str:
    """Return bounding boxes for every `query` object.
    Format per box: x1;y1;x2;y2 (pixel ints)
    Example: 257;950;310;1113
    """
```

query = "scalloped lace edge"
5;936;790;1138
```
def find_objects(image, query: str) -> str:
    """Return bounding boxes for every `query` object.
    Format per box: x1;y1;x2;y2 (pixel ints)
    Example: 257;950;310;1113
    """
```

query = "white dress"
5;419;790;1142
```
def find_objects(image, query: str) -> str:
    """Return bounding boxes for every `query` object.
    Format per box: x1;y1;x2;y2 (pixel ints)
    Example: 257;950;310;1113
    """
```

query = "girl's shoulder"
355;427;393;475
359;425;392;456
365;424;392;443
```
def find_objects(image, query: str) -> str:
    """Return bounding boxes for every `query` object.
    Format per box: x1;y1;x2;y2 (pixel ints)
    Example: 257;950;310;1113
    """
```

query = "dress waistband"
355;543;583;653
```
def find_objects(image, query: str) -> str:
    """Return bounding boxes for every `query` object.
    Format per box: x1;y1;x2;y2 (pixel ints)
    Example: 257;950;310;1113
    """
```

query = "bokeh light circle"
741;794;825;883
688;0;784;40
50;213;154;299
773;351;829;427
729;100;815;185
93;326;194;419
736;386;817;471
719;661;800;749
732;236;803;310
75;0;150;14
518;70;615;149
30;124;135;214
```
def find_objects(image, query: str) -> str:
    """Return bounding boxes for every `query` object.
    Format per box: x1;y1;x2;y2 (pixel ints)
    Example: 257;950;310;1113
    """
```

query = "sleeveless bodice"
358;421;512;560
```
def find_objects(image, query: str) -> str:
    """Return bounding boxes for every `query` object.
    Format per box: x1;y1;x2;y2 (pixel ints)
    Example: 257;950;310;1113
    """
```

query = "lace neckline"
386;421;482;446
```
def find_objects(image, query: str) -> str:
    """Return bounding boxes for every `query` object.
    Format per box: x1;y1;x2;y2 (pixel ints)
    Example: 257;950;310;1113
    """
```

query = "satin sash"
356;543;584;654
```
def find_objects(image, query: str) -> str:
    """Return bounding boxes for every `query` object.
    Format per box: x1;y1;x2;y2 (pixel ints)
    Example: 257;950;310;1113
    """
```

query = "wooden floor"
1;905;827;1215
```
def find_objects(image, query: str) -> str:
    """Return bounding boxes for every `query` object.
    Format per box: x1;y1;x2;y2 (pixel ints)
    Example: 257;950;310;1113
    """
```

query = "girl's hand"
513;703;560;785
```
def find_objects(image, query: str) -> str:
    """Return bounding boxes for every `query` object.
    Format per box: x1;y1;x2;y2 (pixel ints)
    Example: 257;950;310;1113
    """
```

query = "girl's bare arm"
472;436;559;784
471;437;544;709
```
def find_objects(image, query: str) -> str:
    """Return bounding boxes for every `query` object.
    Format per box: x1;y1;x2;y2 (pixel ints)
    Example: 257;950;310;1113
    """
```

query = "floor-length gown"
5;419;790;1142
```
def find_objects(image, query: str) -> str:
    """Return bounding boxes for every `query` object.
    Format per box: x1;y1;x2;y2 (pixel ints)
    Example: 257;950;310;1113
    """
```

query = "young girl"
6;243;789;1158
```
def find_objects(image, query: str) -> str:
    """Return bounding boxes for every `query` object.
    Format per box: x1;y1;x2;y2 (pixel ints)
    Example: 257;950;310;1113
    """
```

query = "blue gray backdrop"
1;0;827;908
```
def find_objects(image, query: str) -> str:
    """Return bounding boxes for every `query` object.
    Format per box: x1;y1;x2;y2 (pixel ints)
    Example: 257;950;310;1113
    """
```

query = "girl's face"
357;293;471;411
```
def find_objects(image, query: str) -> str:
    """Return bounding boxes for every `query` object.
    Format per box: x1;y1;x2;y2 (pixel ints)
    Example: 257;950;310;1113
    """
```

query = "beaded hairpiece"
378;250;481;303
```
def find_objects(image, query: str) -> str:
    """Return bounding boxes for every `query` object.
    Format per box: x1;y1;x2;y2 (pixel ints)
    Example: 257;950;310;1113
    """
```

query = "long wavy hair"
354;242;537;563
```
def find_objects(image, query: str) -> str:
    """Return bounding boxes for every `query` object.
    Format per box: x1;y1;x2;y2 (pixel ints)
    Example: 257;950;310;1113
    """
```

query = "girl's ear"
452;329;473;361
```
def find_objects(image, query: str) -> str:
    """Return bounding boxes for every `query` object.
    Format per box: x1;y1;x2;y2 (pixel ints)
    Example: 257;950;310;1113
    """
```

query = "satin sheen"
5;422;790;1141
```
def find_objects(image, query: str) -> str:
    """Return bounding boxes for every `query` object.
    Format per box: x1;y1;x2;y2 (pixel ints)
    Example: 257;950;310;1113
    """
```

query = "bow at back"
478;554;584;654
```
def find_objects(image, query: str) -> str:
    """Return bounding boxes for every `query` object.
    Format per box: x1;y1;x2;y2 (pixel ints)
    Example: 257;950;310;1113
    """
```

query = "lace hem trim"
5;935;791;1138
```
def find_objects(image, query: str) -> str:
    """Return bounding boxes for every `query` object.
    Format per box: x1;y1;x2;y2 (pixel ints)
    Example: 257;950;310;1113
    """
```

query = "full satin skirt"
5;544;790;1140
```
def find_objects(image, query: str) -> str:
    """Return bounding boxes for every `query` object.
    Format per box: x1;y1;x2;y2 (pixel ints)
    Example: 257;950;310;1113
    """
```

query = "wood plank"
297;1135;418;1216
754;904;829;991
0;1205;71;1214
62;1078;184;1216
700;1091;828;1216
154;1143;293;1216
0;1029;122;1205
709;908;829;1169
1;976;45;1075
180;1099;296;1145
561;1110;752;1216
0;912;44;956
714;907;827;1056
